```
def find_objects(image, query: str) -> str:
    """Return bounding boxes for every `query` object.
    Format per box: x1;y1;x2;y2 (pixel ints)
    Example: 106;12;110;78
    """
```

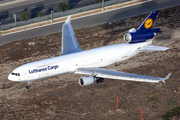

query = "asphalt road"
0;0;97;25
0;0;180;46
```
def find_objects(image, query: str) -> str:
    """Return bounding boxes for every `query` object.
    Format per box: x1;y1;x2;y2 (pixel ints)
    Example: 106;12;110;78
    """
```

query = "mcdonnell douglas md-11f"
8;10;171;89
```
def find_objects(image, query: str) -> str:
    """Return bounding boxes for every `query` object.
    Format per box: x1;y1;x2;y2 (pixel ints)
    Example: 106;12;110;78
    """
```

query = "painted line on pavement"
1;0;152;36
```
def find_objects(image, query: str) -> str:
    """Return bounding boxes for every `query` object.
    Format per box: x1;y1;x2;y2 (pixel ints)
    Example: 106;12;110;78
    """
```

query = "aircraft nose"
8;73;18;82
8;74;13;81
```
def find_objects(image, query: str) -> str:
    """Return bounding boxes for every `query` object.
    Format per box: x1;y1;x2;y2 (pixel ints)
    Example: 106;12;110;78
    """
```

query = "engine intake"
124;32;156;43
79;76;95;86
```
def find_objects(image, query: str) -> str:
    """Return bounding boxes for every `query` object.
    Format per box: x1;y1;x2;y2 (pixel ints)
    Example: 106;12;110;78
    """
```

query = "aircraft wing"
138;45;169;52
61;16;83;55
75;67;171;83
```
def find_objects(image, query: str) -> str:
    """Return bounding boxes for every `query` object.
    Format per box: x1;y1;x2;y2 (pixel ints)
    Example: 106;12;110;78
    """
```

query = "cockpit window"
11;73;20;76
11;73;15;75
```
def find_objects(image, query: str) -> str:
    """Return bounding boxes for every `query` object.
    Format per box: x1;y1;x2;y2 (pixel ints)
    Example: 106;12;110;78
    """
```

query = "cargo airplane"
8;10;171;89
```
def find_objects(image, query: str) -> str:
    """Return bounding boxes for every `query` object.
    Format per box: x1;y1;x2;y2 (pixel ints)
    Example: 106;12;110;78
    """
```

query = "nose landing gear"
26;82;31;90
26;85;30;90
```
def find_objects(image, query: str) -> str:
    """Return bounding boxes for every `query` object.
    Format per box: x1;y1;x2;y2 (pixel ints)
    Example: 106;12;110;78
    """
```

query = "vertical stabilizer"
136;10;159;33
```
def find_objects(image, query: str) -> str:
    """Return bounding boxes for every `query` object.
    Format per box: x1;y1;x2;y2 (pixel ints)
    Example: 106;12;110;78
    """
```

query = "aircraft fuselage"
8;41;150;82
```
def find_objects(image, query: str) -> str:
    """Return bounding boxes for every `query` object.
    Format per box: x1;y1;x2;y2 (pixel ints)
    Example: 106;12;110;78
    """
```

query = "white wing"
61;16;83;55
75;67;171;83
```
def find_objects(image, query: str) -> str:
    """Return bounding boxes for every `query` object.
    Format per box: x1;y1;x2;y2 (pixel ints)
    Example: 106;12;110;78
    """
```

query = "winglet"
65;15;71;23
162;73;172;83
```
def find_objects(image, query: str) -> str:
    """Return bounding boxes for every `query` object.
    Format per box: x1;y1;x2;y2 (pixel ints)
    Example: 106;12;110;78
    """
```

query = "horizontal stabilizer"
139;45;169;52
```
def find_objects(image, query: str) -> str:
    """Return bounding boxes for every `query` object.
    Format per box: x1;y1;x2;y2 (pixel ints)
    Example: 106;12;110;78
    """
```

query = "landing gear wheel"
100;78;104;82
26;85;30;90
96;80;100;83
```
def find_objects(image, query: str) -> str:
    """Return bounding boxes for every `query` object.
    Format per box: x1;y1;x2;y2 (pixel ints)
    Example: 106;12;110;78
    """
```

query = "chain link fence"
0;0;132;31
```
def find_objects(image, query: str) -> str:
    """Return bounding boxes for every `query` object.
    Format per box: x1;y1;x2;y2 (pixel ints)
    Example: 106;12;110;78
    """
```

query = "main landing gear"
26;82;31;90
96;78;104;83
26;85;30;90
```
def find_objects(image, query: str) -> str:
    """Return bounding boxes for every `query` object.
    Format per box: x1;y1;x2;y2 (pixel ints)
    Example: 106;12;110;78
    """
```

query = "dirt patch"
0;5;180;120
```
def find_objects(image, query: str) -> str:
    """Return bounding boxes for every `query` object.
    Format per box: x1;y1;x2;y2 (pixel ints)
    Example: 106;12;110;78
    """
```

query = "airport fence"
0;0;132;31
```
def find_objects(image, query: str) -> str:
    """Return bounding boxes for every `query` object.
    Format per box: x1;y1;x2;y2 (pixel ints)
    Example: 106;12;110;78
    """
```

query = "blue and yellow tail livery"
123;10;160;44
137;10;159;33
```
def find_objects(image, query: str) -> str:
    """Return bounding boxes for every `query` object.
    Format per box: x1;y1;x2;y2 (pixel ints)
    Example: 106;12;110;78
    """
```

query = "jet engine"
123;28;160;43
79;76;95;86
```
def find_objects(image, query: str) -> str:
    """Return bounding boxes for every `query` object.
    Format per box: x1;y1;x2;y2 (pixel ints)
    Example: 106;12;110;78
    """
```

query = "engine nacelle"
124;28;160;43
79;76;95;86
124;32;156;43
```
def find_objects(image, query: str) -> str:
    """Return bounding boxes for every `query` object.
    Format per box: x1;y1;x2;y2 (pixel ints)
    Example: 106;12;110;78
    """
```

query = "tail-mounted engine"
123;28;160;43
122;10;160;43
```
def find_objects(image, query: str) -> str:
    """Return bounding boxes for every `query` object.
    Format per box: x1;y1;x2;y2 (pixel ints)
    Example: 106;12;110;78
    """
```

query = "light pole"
102;0;105;10
13;13;16;25
51;10;53;22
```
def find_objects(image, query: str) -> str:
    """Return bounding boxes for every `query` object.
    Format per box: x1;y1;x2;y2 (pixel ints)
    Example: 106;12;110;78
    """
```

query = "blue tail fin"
136;10;159;33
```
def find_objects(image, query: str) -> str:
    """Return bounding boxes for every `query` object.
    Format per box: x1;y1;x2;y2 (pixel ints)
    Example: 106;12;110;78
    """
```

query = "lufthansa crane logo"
144;18;153;29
